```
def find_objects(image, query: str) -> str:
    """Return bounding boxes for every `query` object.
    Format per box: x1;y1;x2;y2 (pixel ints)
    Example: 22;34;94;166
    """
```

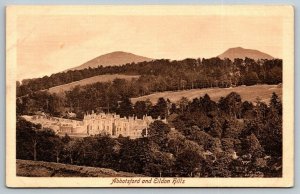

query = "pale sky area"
17;15;283;80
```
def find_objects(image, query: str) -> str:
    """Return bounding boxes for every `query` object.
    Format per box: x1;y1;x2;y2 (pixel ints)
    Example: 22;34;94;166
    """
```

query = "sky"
16;15;283;80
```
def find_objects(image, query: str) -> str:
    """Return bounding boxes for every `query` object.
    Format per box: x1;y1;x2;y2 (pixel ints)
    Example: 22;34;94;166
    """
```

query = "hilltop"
218;47;274;61
67;51;153;71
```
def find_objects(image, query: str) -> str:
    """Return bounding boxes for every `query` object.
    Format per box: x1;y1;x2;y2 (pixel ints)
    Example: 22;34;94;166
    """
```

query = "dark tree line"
16;81;170;120
17;57;282;97
17;92;282;177
16;58;282;119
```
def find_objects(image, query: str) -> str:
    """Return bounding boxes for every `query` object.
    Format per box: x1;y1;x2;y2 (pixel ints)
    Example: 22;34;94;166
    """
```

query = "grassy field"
131;84;282;104
17;159;143;177
47;74;140;94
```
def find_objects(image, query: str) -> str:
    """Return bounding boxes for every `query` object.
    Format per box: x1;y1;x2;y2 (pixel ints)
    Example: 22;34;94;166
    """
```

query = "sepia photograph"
6;5;294;187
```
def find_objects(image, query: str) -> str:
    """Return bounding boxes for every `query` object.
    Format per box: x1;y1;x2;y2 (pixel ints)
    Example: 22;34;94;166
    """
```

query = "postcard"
6;5;294;187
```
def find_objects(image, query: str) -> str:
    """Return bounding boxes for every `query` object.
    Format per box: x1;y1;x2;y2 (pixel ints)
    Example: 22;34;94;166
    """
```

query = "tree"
147;121;171;149
52;138;64;163
36;129;61;162
269;92;282;115
178;97;189;113
170;103;177;114
63;140;79;164
16;98;25;115
200;94;217;114
244;71;259;86
118;138;155;174
241;101;255;119
205;151;233;177
16;118;39;160
166;130;188;156
16;117;62;162
61;133;71;144
208;117;222;139
266;66;282;84
244;133;263;155
117;96;133;117
175;149;204;177
263;96;282;157
143;149;175;177
65;85;81;112
134;101;147;119
221;119;243;138
219;92;242;118
151;98;168;119
91;136;118;168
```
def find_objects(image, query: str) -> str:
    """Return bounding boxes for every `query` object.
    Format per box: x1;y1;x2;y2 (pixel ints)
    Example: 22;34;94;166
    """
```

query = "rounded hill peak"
218;47;274;61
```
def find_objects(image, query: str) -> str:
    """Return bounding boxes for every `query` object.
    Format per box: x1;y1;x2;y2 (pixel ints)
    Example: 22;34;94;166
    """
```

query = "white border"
6;5;294;187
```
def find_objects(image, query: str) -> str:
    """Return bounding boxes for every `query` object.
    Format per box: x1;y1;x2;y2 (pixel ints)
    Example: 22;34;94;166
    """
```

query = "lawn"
131;84;282;104
47;74;140;94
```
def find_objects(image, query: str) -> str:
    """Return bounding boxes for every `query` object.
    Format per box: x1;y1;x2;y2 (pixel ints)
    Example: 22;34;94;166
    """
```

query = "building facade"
83;112;157;139
23;112;165;139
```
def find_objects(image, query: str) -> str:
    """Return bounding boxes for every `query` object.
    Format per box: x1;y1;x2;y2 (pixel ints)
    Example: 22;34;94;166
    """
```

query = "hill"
47;74;140;94
218;47;274;61
17;159;143;177
68;51;153;71
131;84;282;104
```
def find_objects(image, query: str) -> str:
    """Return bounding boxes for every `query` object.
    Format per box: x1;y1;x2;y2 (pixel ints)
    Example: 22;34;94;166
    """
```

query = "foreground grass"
17;159;143;177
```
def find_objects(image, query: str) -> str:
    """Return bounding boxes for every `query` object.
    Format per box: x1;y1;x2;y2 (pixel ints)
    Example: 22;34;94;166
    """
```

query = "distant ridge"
67;51;153;71
218;47;274;61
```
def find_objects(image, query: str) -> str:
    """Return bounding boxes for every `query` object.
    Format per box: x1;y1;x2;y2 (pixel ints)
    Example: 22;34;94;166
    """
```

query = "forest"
16;92;282;177
17;57;282;97
16;57;282;119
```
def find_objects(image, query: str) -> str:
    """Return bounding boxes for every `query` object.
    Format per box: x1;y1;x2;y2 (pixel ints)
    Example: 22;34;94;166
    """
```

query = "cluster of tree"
170;92;282;177
17;76;282;121
17;57;282;97
16;82;169;120
17;92;282;177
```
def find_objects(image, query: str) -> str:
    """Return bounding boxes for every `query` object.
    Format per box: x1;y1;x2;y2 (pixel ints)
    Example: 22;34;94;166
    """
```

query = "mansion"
23;112;166;139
